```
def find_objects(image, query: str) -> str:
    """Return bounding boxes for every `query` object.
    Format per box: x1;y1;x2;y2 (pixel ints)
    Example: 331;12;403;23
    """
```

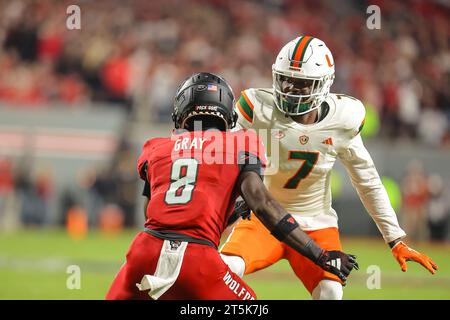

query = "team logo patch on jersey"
271;129;286;139
169;240;182;250
299;135;309;145
322;137;333;145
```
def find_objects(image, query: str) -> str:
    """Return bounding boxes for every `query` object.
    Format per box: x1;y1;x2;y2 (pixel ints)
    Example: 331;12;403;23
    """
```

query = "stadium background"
0;0;449;299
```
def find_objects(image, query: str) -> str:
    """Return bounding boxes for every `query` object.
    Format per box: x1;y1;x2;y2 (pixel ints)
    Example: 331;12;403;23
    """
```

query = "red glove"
391;241;438;274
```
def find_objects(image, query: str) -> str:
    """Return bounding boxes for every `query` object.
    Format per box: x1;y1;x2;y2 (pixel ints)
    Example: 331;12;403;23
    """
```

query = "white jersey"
235;88;406;243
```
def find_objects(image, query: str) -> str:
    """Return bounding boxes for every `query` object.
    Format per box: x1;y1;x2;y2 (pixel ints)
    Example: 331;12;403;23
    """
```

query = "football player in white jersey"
220;36;438;300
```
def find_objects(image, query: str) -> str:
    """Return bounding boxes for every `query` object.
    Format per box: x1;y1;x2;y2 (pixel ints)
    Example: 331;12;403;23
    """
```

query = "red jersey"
137;129;266;247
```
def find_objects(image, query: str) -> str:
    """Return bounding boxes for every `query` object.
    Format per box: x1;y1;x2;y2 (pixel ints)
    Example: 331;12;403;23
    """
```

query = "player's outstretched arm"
389;238;438;274
236;171;359;283
339;135;438;275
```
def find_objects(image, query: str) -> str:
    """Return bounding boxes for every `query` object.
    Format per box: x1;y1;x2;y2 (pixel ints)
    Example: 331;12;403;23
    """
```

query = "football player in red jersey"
106;72;359;300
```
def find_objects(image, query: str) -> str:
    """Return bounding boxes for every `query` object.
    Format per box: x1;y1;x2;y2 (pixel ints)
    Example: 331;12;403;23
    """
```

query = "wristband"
271;214;299;242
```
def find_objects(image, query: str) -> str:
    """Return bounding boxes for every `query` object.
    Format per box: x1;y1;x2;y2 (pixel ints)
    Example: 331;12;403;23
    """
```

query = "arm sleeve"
138;160;151;198
142;180;151;198
238;151;264;179
338;134;406;243
236;129;267;179
137;140;152;199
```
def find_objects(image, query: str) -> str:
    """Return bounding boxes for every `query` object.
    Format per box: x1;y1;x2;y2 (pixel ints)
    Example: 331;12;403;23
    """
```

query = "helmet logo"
325;54;334;67
196;84;207;91
299;135;309;145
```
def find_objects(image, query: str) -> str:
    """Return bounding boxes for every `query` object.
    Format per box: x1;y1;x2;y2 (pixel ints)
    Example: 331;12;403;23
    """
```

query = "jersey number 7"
284;151;319;189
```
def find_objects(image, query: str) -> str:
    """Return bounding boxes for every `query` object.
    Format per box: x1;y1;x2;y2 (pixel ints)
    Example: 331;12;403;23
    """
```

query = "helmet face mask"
273;71;333;115
272;36;335;116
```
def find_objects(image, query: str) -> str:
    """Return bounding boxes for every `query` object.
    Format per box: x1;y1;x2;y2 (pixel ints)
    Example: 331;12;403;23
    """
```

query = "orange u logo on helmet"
325;54;334;67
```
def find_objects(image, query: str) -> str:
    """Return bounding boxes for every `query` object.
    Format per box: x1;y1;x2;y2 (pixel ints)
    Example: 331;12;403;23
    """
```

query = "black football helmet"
172;72;237;131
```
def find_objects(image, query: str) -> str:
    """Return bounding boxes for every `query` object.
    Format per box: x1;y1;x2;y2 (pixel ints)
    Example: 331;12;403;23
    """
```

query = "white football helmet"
272;36;335;116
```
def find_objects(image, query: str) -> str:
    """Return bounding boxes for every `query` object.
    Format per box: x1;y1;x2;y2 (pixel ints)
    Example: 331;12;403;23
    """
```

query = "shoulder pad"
330;94;366;136
142;137;165;151
252;88;274;104
235;88;273;127
137;137;165;180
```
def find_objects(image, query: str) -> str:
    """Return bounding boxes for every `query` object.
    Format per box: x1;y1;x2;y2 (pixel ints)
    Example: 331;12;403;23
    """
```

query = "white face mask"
272;71;334;116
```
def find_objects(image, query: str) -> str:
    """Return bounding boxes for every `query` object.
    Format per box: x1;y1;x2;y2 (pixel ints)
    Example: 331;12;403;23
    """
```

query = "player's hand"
234;199;251;220
316;250;359;283
226;199;251;226
391;241;438;274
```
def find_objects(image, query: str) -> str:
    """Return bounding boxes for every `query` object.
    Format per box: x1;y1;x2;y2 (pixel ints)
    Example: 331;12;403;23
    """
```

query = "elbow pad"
271;214;299;242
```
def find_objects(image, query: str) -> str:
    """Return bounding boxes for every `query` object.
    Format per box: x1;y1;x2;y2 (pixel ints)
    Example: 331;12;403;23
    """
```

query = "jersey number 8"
165;158;199;205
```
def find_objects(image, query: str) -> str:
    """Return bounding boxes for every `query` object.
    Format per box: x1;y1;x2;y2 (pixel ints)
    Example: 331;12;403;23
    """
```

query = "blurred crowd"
0;0;449;146
401;160;450;242
0;139;139;231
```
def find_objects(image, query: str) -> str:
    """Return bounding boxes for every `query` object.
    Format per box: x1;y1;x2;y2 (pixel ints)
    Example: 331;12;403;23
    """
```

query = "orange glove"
391;241;438;274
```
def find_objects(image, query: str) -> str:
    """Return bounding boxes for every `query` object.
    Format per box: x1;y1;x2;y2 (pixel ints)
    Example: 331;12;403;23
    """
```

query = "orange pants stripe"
221;213;343;294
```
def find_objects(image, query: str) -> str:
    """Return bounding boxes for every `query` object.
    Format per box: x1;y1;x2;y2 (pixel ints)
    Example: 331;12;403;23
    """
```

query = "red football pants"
106;231;256;300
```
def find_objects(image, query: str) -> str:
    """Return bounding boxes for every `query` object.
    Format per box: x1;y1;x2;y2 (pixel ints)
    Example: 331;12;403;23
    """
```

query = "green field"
0;229;448;300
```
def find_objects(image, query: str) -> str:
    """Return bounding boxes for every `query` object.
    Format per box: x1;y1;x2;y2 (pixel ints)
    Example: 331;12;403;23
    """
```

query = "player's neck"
290;109;319;125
